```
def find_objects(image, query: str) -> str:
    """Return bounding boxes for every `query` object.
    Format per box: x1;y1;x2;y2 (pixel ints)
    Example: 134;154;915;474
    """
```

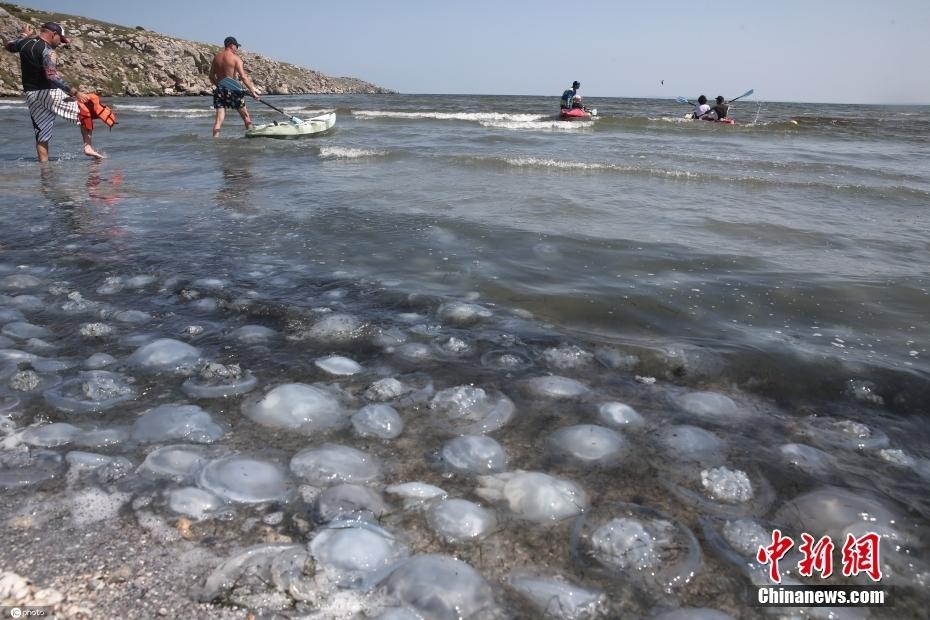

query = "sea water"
0;93;928;617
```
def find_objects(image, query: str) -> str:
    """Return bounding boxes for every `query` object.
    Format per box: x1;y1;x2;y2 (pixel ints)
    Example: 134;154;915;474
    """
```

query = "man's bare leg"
238;106;253;130
213;108;226;137
36;141;49;163
81;126;104;159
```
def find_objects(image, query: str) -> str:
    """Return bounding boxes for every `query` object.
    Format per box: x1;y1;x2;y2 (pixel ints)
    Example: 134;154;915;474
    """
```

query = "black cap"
572;81;581;89
41;22;70;44
716;95;725;103
224;36;240;48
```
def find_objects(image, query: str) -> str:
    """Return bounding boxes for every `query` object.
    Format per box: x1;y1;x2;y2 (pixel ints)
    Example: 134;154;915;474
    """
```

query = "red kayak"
560;107;592;119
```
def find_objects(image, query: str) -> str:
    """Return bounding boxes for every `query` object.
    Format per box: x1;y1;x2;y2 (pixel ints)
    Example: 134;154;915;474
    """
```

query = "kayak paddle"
218;77;304;124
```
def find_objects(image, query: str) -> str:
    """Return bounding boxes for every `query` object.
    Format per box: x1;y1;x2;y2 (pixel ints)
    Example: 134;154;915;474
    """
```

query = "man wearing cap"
209;36;260;137
3;23;104;162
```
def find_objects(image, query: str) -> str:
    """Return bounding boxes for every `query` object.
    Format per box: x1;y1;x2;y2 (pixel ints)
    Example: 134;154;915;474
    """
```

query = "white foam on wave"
480;119;594;130
147;109;214;118
116;104;161;111
319;146;388;159
353;110;546;123
0;103;27;110
502;157;702;178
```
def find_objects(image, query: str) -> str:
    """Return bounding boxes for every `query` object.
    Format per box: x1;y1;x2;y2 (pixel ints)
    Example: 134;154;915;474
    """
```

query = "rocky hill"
0;3;394;96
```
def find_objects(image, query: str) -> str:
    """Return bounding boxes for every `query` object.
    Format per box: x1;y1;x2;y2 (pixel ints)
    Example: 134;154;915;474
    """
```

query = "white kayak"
246;112;336;138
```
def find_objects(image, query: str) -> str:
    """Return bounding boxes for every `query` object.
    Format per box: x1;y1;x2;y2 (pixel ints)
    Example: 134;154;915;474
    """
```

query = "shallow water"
0;93;928;618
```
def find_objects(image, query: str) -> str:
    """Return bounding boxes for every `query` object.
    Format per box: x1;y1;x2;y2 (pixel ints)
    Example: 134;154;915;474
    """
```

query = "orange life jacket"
77;93;117;133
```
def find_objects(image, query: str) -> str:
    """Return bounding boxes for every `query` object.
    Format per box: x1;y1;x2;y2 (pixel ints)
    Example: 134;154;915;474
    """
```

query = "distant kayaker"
711;95;729;120
209;36;260;137
692;95;711;119
2;23;105;162
560;81;587;111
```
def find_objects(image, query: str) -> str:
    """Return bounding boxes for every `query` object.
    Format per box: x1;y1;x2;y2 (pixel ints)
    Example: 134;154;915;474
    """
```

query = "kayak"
246;112;336;138
684;113;735;125
560;107;592;119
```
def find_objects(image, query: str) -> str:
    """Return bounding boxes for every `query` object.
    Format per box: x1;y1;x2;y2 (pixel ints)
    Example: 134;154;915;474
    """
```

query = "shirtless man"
3;23;104;161
208;36;260;137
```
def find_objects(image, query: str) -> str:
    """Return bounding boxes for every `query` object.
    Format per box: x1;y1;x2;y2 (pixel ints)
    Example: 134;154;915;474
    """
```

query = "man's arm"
235;57;260;99
4;24;34;52
42;47;75;95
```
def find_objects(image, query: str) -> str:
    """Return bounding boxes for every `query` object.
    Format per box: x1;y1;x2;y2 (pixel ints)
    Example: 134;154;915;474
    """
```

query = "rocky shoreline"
0;3;394;97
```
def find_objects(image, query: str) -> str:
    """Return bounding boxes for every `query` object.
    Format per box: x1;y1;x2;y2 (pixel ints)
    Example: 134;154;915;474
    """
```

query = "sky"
16;0;930;104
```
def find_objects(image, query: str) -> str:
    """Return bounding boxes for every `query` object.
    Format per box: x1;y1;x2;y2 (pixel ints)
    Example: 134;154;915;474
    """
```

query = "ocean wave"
147;109;214;118
480;120;594;130
353;110;547;123
318;146;388;159
501;157;701;177
115;104;161;111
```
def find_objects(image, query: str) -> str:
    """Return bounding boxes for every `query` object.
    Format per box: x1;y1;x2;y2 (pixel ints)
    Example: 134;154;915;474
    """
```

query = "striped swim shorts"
25;88;79;143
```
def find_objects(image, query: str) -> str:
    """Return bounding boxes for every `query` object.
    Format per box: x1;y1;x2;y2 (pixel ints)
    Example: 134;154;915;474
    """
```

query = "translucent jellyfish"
570;502;702;594
316;355;363;376
305;313;369;344
0;274;41;289
352;404;404;439
138;444;209;481
74;427;129;449
507;570;605;620
197;544;315;604
0;308;26;323
0;449;64;490
365;378;407;402
193;277;229;290
429;385;515;435
700;515;806;587
440;337;470;355
182;362;258;399
546;425;627;467
8;369;45;392
437;435;507;475
84;352;116;370
230;324;277;344
43;370;136;413
127;338;201;372
797;416;889;451
314;483;389;523
476;471;588;523
310;520;409;588
21;422;81;447
114;310;152;324
2;321;51;340
131;404;224;444
437;301;493;325
526;376;589;399
242;383;347;433
197;455;295;503
9;295;44;312
167;487;226;520
597;402;644;430
662;464;774;517
774;487;908;543
126;274;157;289
543;344;595;370
654;425;726;466
778;443;835;478
290;443;382;486
428;499;497;543
480;349;533;371
382;555;497;620
394;342;436;362
676;391;750;425
385;482;448;508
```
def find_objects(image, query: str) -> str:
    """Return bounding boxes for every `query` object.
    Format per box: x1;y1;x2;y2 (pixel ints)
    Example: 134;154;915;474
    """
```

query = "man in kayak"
209;36;260;137
3;23;104;162
710;95;729;120
691;95;711;119
560;81;587;111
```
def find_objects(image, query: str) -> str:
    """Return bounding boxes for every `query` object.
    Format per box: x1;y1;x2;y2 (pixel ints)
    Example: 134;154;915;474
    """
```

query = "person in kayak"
3;23;104;162
711;95;729;120
560;81;587;111
209;36;260;137
691;95;711;119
